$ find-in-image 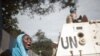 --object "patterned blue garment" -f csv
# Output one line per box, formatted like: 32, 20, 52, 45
12, 34, 28, 56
